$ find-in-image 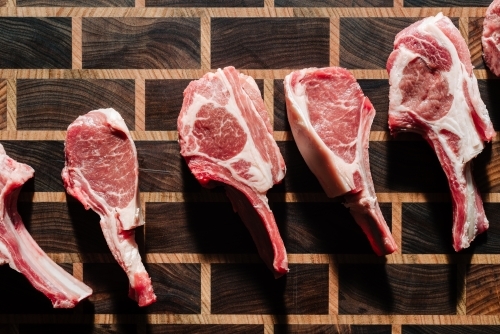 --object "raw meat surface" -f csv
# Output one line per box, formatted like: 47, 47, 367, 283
483, 0, 500, 76
388, 13, 495, 251
62, 108, 156, 306
284, 67, 397, 256
178, 66, 288, 278
0, 144, 92, 308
